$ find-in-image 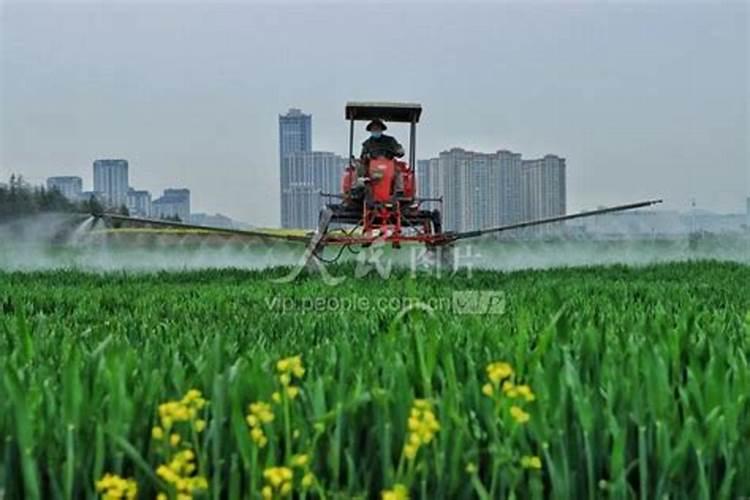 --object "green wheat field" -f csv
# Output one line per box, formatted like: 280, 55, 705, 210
1, 261, 749, 499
